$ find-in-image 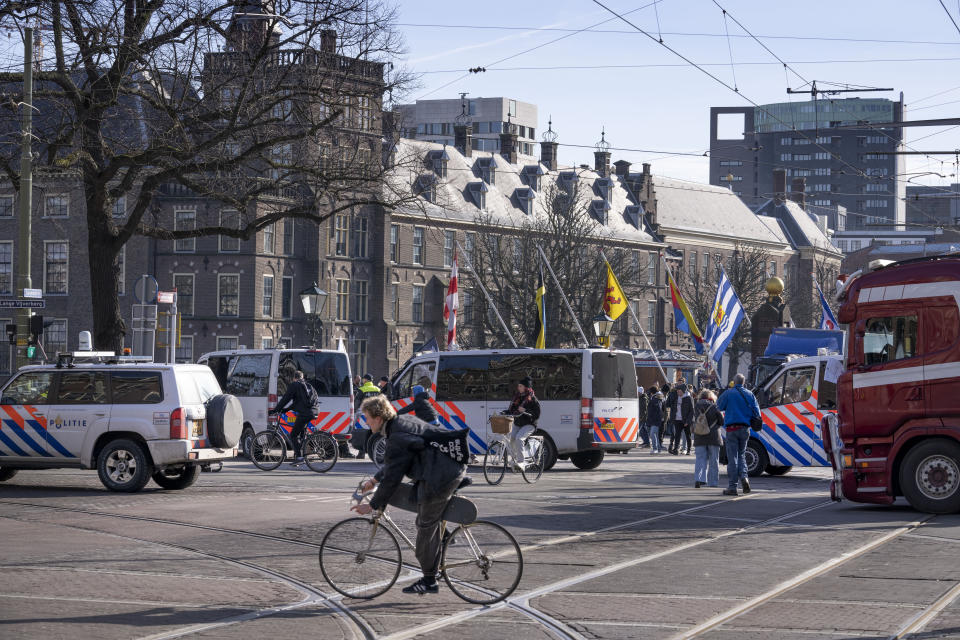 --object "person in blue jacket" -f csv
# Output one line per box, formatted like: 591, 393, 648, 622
716, 373, 761, 496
